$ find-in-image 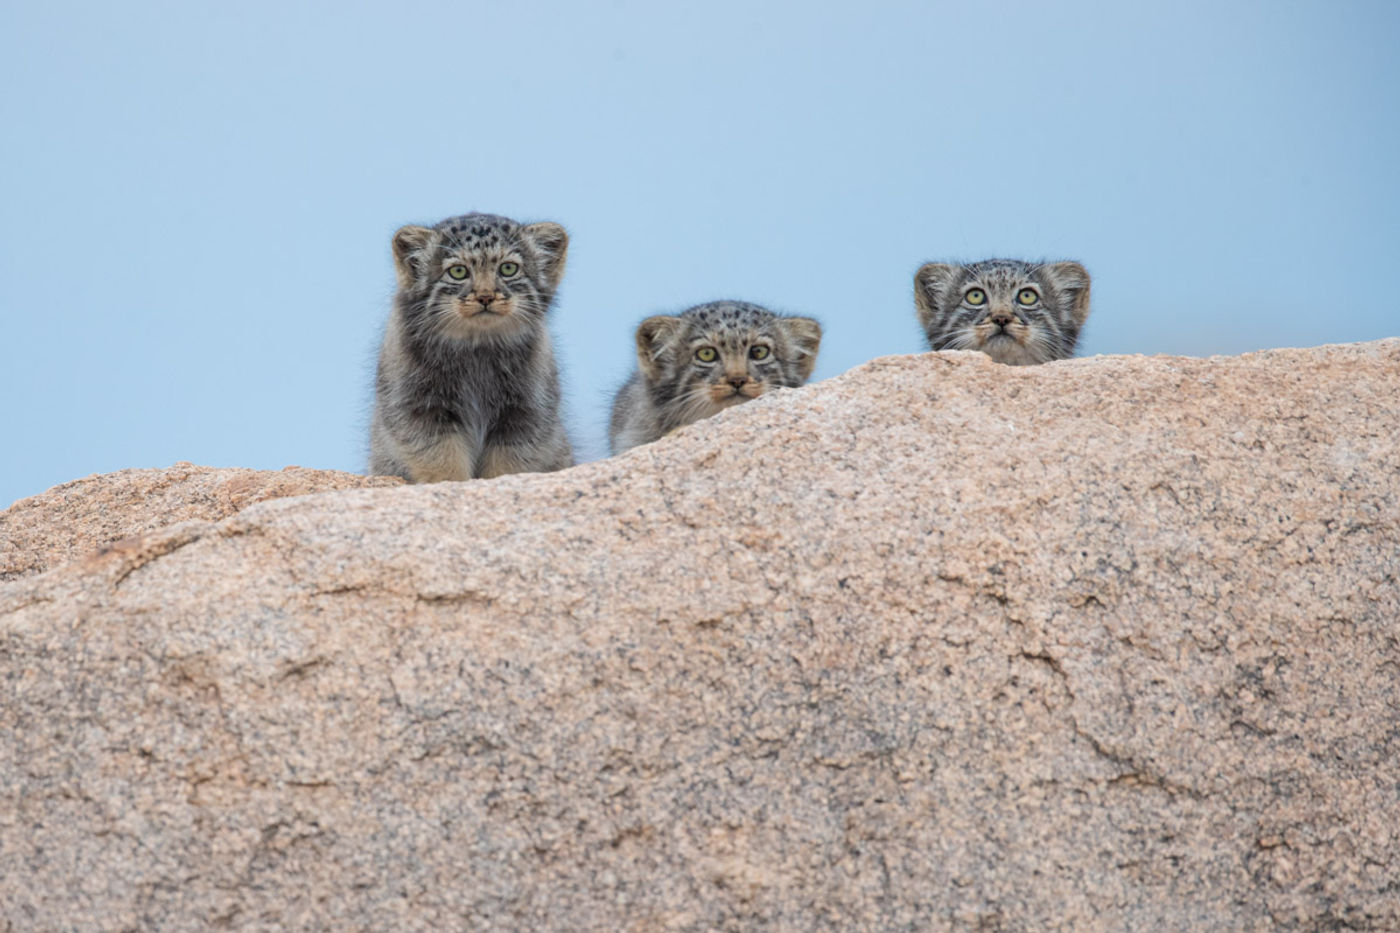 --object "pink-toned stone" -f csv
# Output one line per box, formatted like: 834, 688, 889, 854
0, 462, 402, 582
1, 341, 1397, 930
